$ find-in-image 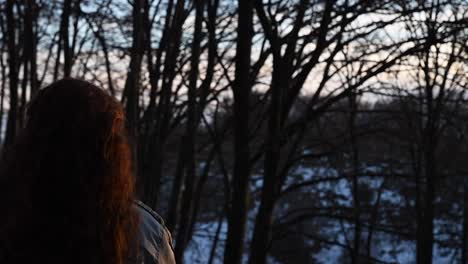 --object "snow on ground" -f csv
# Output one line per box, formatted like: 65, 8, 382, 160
184, 221, 228, 264
184, 163, 460, 263
314, 245, 343, 264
